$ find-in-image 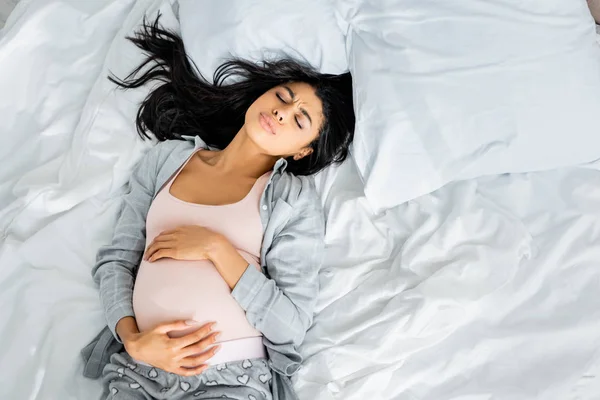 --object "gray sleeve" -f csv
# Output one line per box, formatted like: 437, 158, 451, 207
91, 143, 160, 343
231, 184, 325, 374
